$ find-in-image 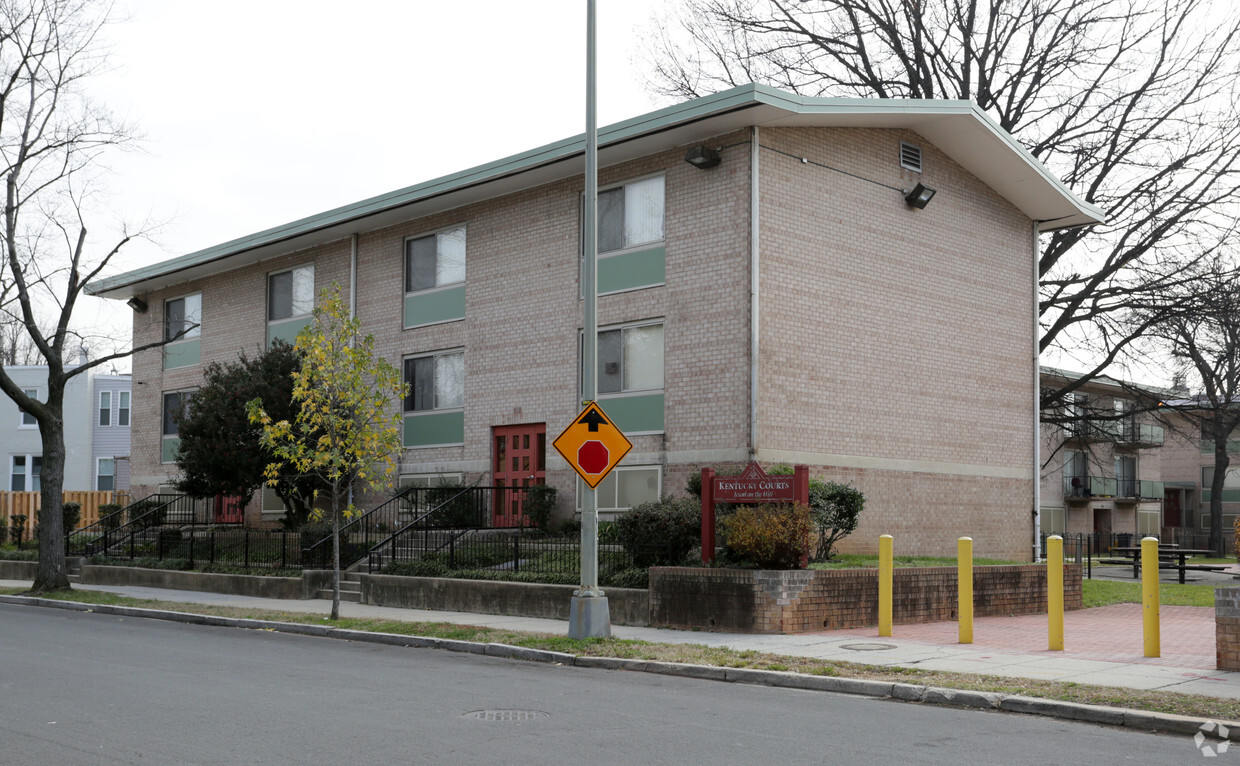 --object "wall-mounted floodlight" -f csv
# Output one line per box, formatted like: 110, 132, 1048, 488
904, 183, 936, 209
684, 145, 722, 169
126, 297, 148, 313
